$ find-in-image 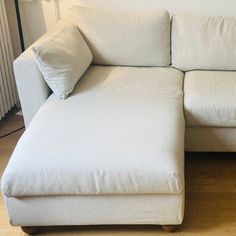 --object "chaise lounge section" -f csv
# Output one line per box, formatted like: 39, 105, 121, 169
2, 7, 185, 234
2, 66, 185, 231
